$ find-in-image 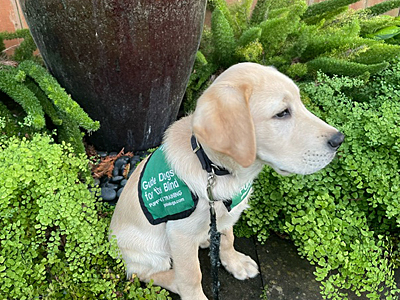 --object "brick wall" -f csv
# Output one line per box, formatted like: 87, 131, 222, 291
0, 0, 27, 54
